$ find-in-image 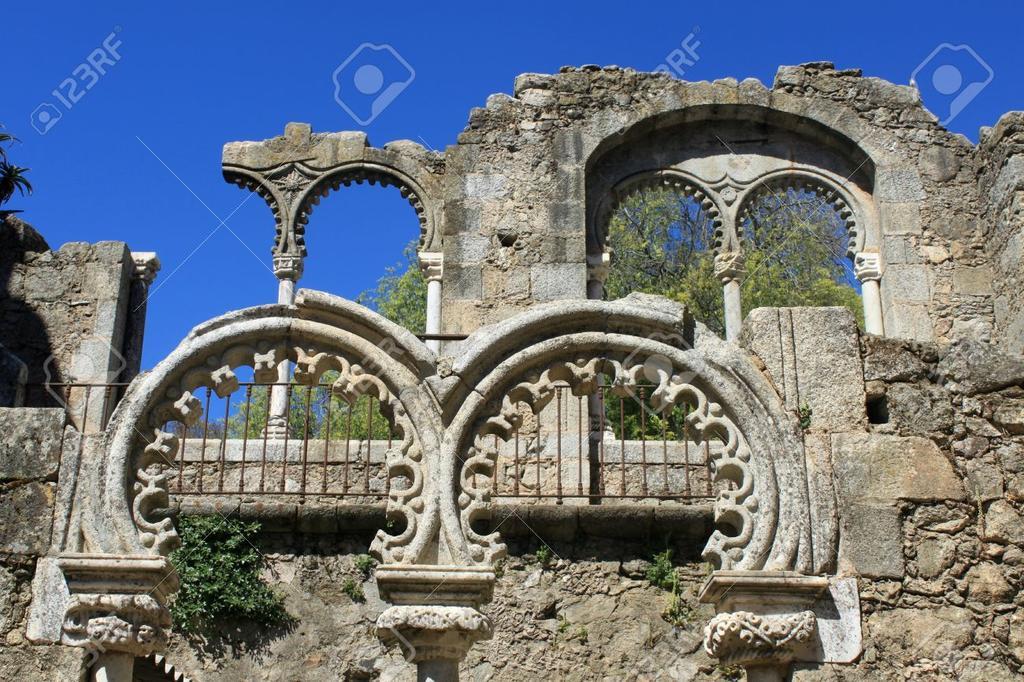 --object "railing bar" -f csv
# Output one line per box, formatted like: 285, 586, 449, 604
639, 387, 648, 497
177, 420, 186, 493
599, 387, 606, 497
218, 390, 231, 493
556, 387, 563, 502
513, 425, 520, 496
260, 384, 270, 492
322, 389, 332, 494
198, 388, 212, 494
663, 417, 670, 496
280, 384, 292, 492
492, 434, 499, 495
301, 385, 313, 496
240, 385, 252, 493
80, 386, 92, 436
577, 393, 583, 497
365, 396, 372, 493
344, 400, 352, 495
619, 396, 626, 497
